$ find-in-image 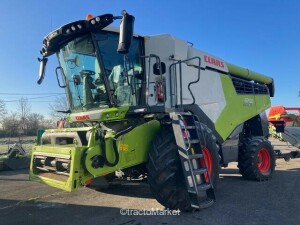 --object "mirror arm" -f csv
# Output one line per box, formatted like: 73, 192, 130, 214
37, 57, 48, 85
113, 16, 122, 20
57, 109, 71, 114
